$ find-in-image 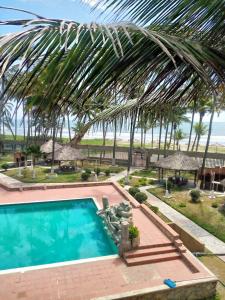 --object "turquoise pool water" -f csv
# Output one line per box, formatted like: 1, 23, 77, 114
0, 198, 117, 270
